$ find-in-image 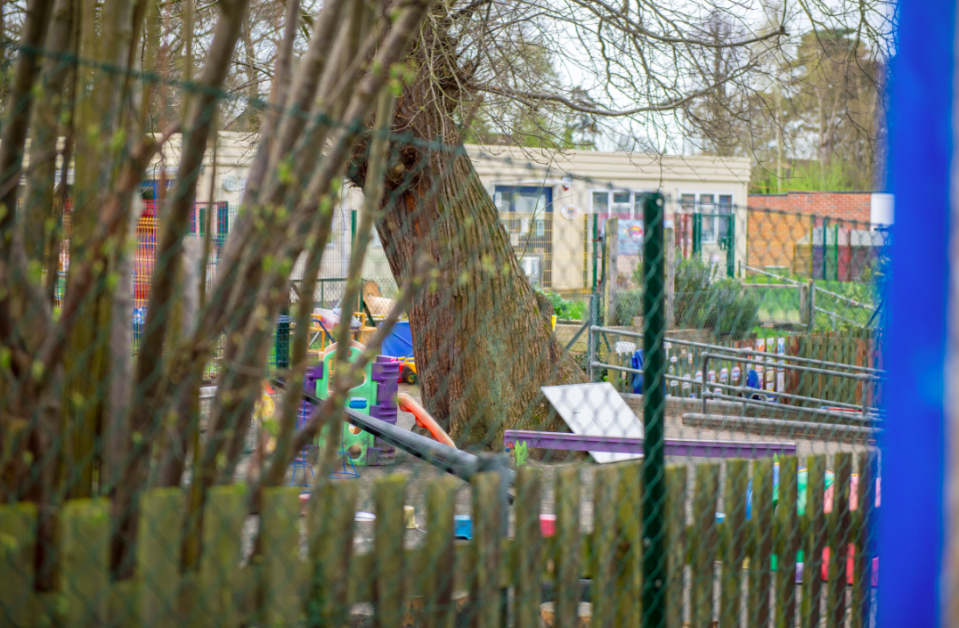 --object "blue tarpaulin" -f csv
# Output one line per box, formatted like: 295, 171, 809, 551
381, 320, 414, 359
